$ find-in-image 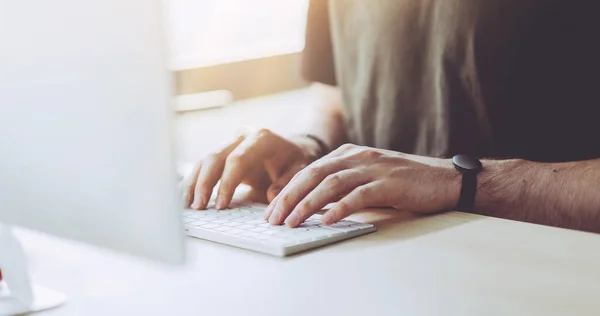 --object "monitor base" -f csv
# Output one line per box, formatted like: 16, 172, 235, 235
0, 224, 67, 315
